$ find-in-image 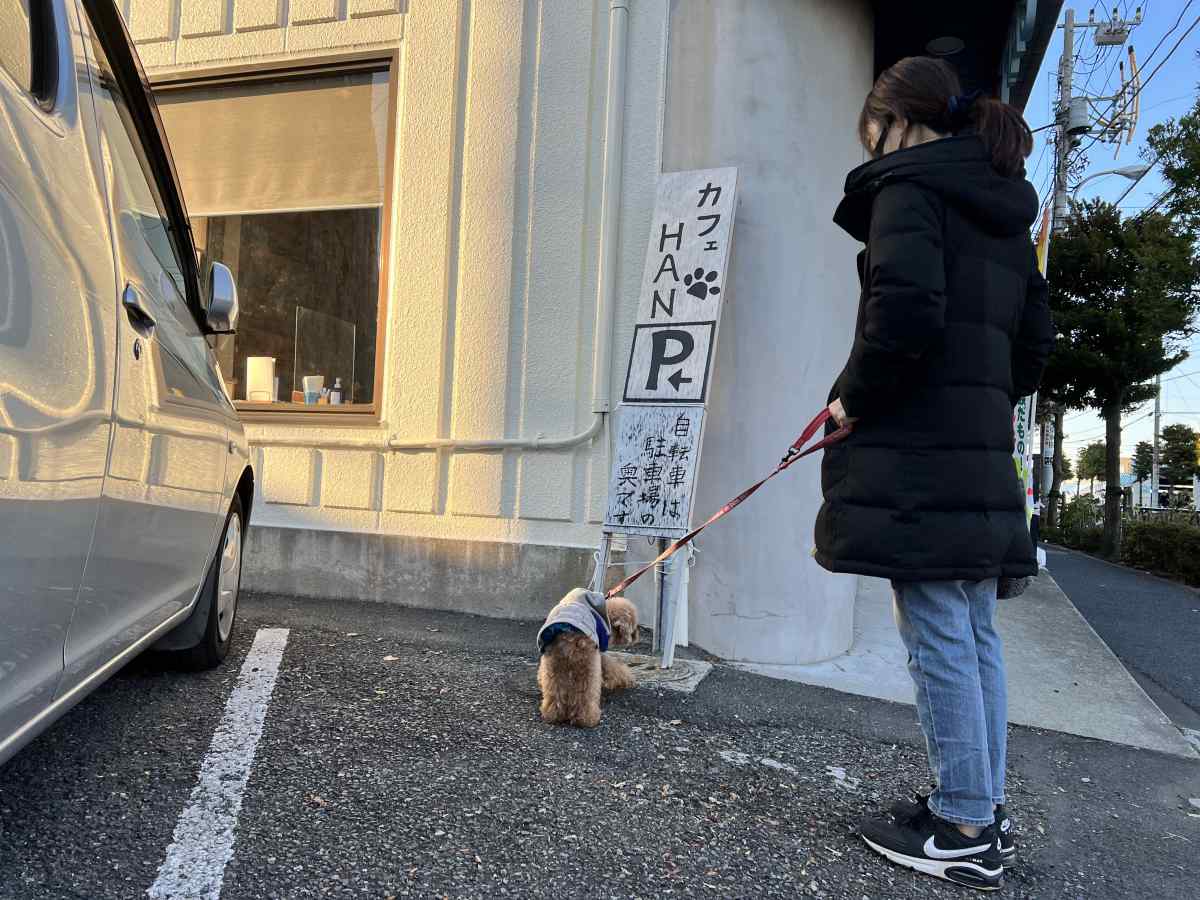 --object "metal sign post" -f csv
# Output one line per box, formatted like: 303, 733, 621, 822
601, 167, 738, 668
